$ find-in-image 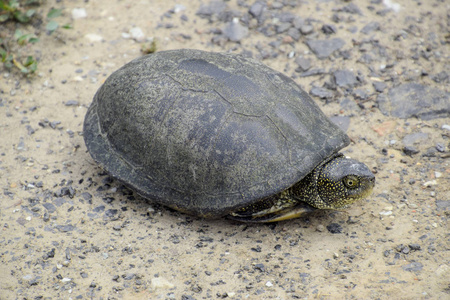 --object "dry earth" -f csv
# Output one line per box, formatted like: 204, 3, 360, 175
0, 0, 449, 299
